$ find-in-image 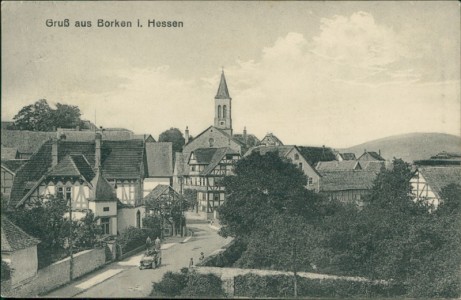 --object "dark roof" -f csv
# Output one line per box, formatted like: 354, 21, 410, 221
319, 170, 377, 192
415, 151, 461, 166
191, 148, 220, 164
233, 133, 260, 146
57, 129, 134, 141
418, 166, 461, 197
316, 160, 361, 171
48, 155, 95, 182
201, 148, 239, 175
361, 161, 386, 173
1, 216, 40, 252
9, 139, 145, 207
1, 159, 28, 174
297, 146, 337, 166
339, 153, 356, 160
215, 71, 231, 99
88, 170, 117, 201
245, 145, 294, 158
143, 184, 171, 202
145, 142, 173, 177
1, 146, 19, 160
358, 151, 385, 161
260, 133, 284, 146
133, 134, 156, 142
1, 130, 55, 154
